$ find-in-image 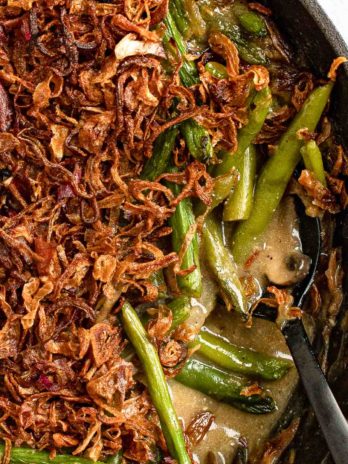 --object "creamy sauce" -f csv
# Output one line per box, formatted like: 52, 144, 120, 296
170, 197, 312, 462
183, 262, 219, 338
171, 309, 298, 463
248, 197, 311, 289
